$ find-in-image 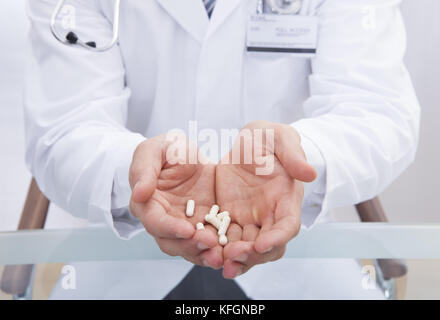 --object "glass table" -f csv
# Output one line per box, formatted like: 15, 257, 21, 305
1, 223, 439, 300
